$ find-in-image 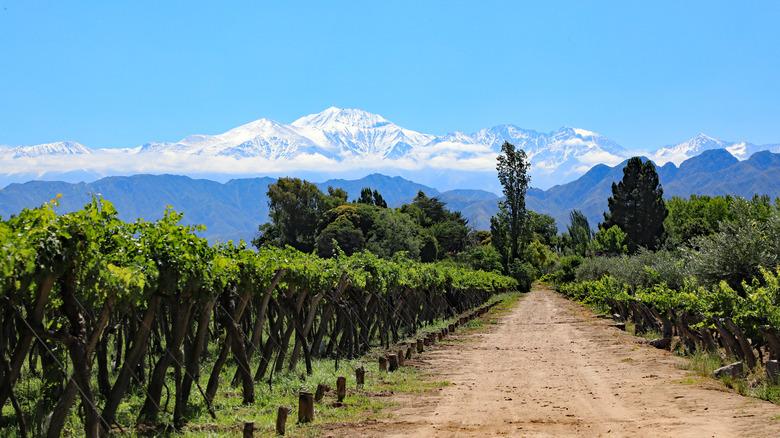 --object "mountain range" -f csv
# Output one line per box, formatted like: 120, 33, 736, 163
3, 107, 780, 191
2, 148, 779, 243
